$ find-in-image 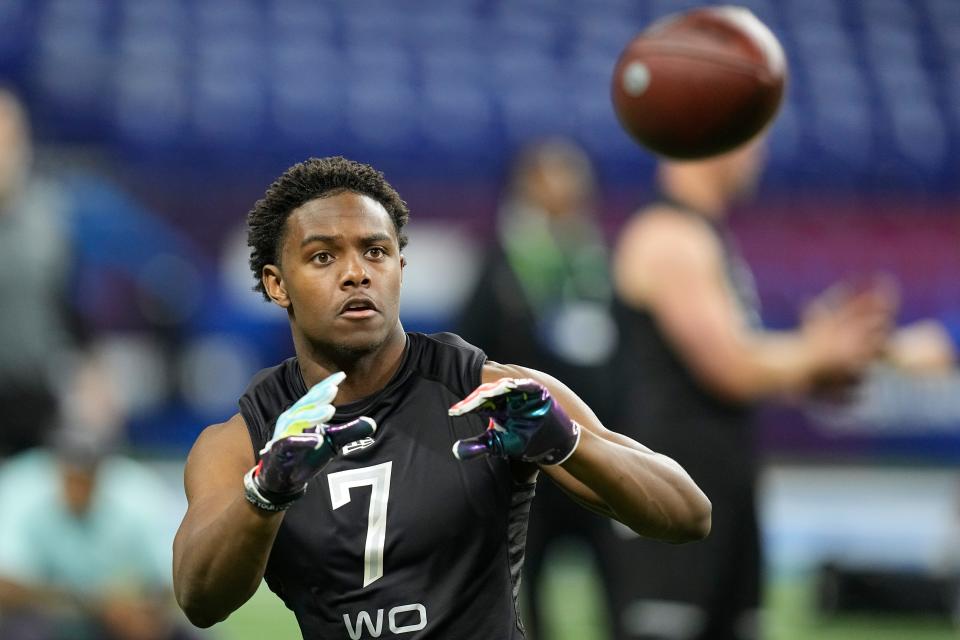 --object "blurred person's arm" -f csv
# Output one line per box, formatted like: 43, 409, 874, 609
96, 591, 174, 640
172, 414, 283, 628
0, 577, 172, 640
0, 576, 80, 611
613, 208, 892, 403
884, 319, 956, 374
